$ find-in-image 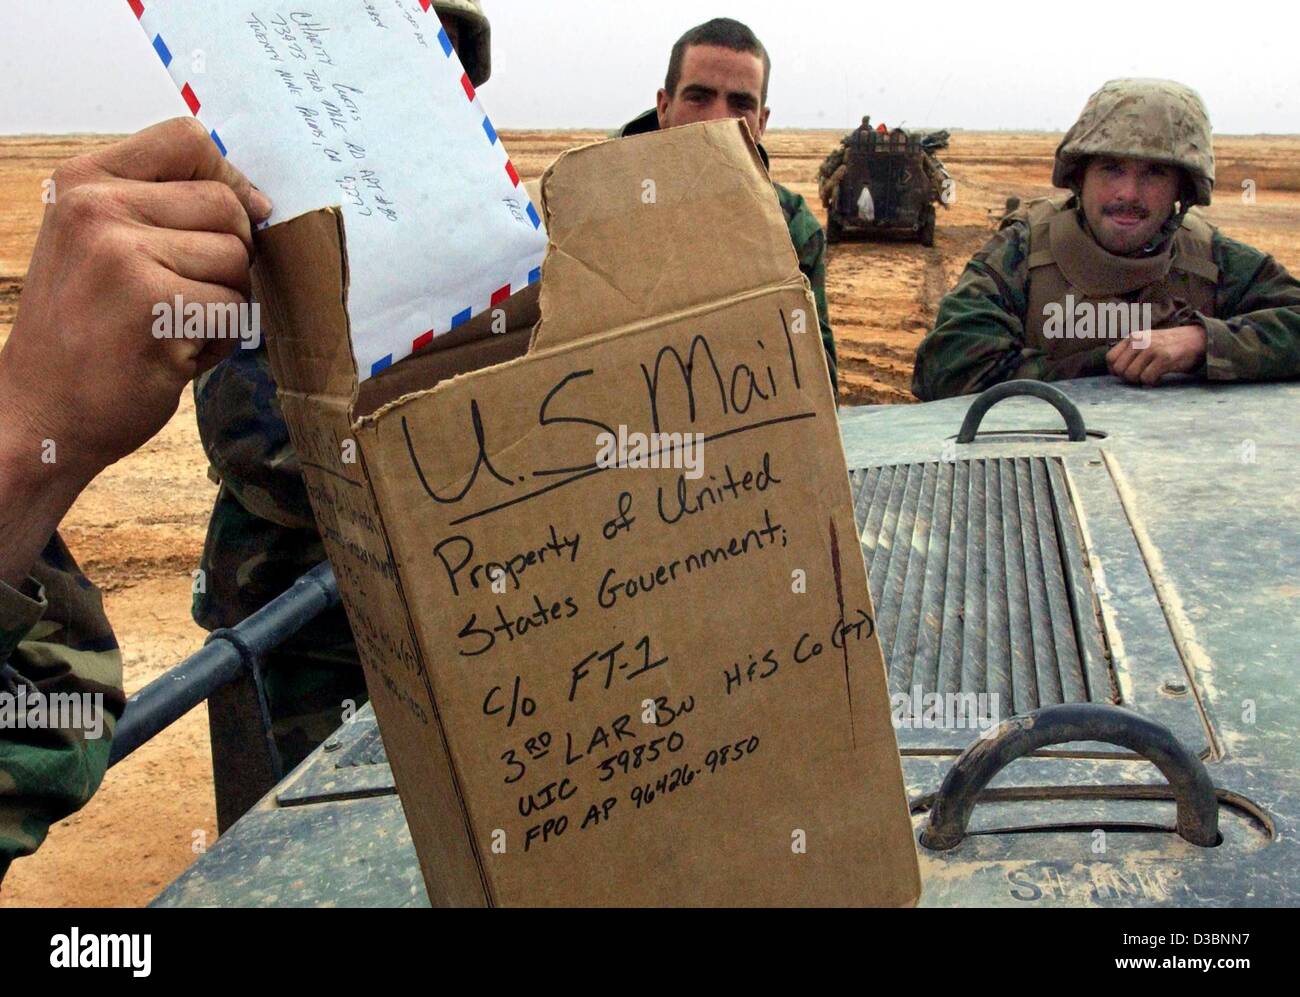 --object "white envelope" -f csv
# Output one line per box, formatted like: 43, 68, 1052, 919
130, 0, 548, 379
